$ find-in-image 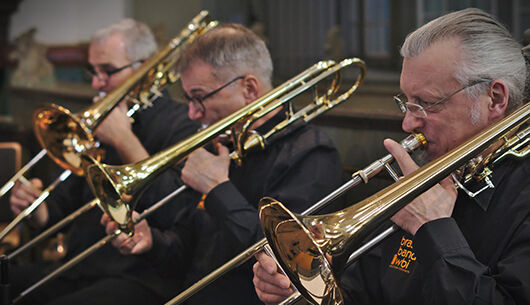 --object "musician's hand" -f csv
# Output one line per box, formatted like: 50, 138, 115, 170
9, 178, 48, 228
253, 251, 293, 305
94, 100, 149, 163
181, 143, 230, 194
101, 212, 153, 255
94, 101, 132, 147
383, 139, 457, 235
